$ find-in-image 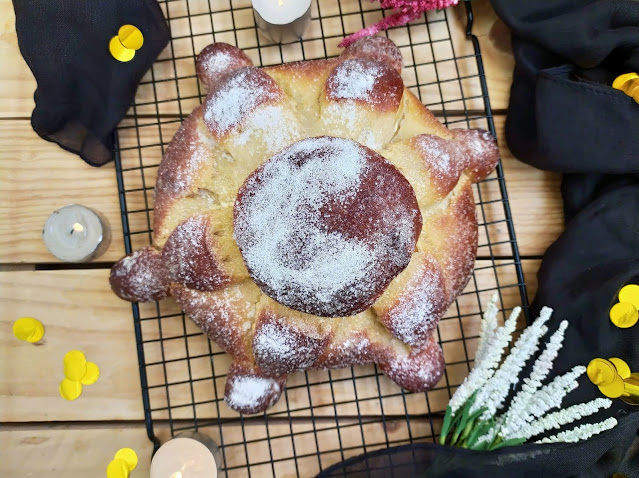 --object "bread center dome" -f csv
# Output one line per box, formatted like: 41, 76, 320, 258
233, 136, 422, 317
